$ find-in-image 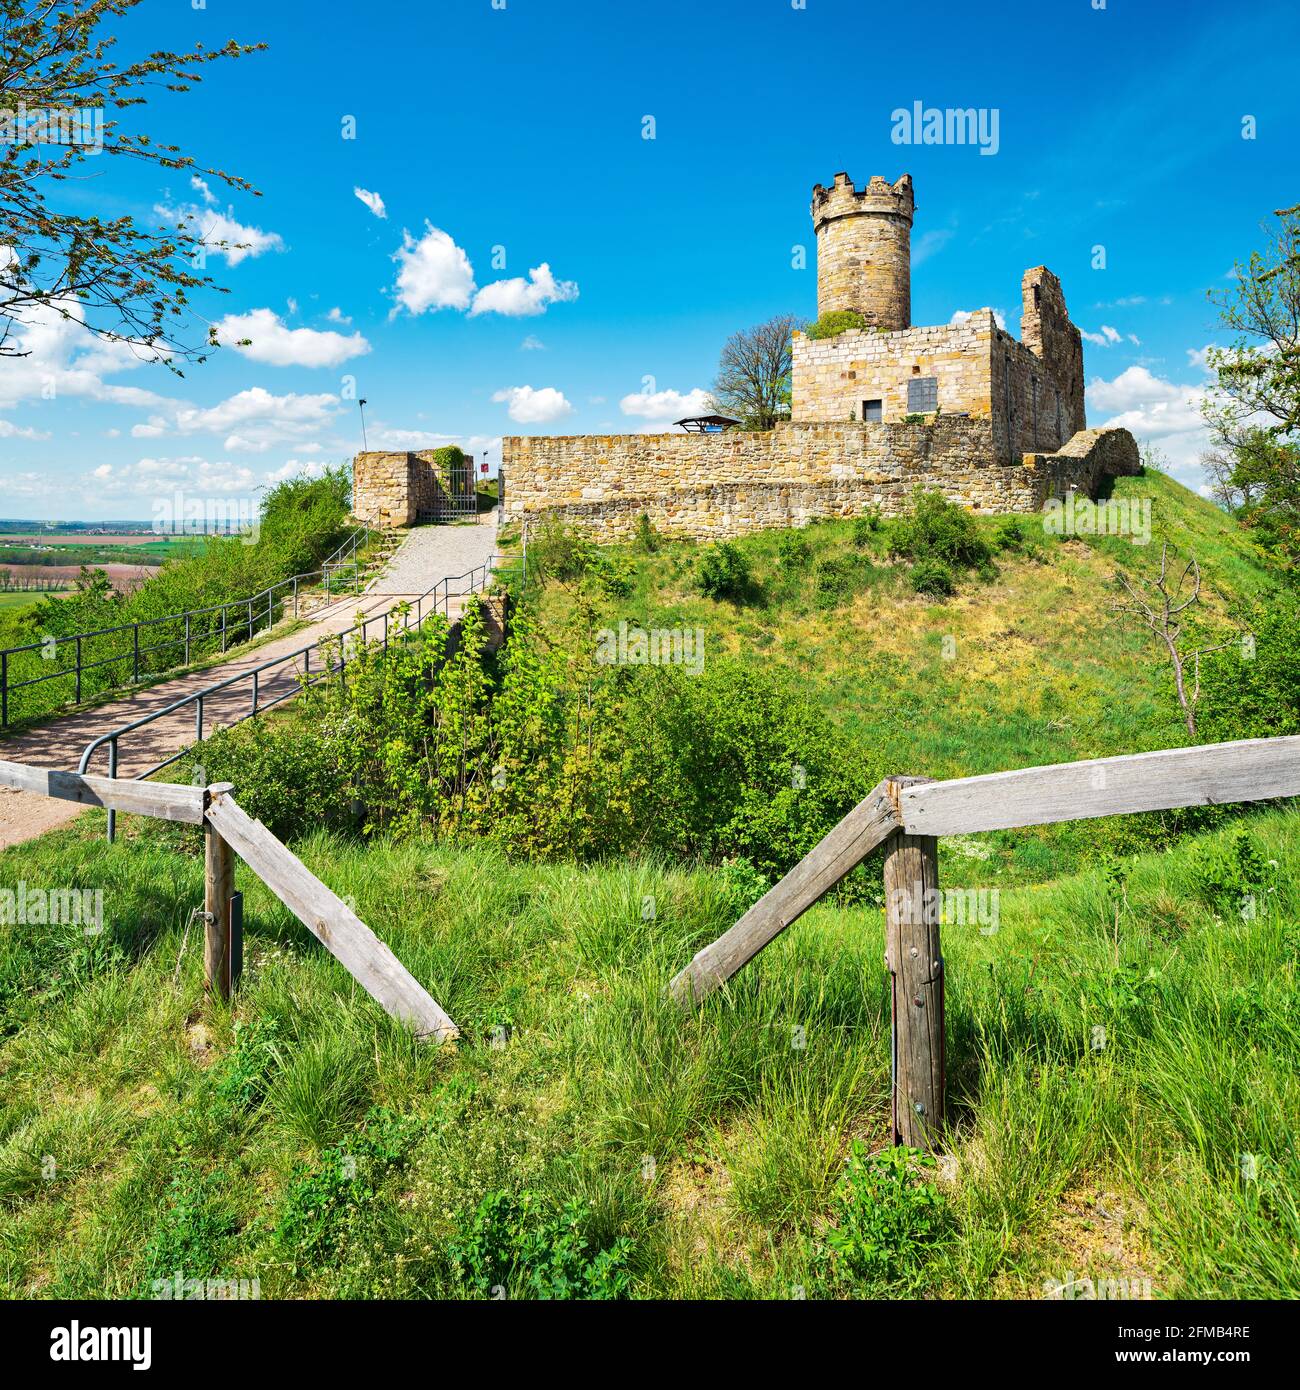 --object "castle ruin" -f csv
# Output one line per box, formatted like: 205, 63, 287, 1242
356, 173, 1138, 537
